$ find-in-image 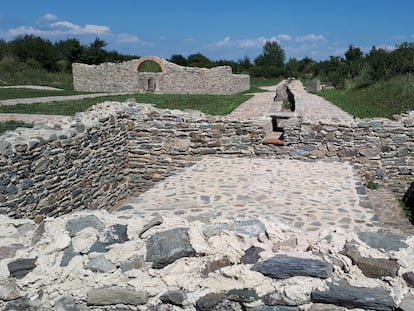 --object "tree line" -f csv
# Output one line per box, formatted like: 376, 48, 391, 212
1, 34, 414, 89
0, 35, 138, 73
